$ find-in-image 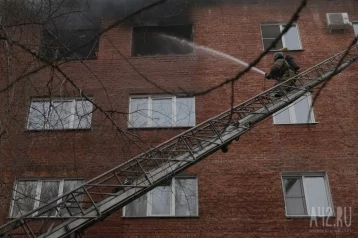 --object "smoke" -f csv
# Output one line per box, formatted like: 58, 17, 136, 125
4, 0, 353, 29
3, 0, 263, 29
